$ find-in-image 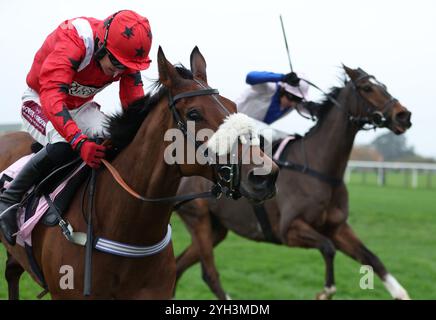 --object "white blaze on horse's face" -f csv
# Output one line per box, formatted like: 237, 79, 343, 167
206, 113, 260, 156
